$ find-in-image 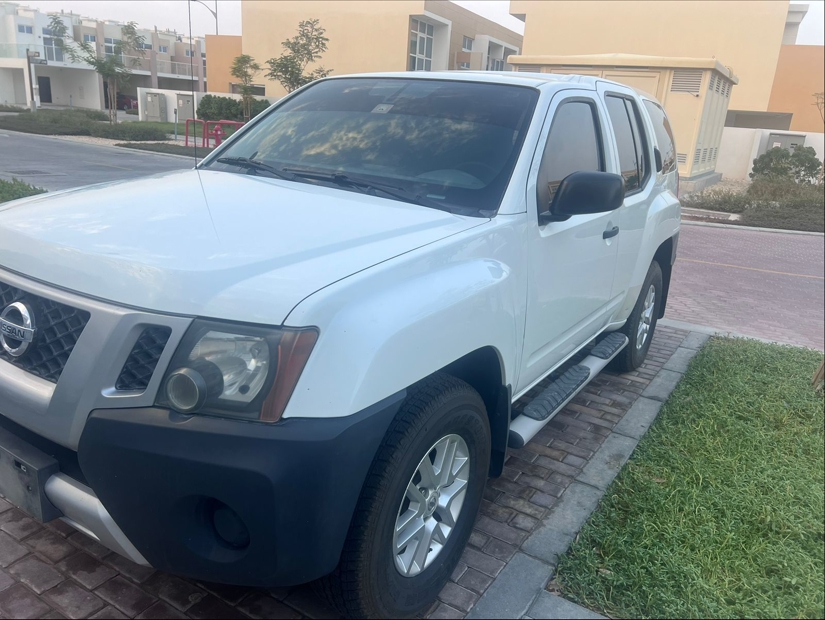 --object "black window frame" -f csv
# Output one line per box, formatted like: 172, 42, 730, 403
536, 96, 606, 215
642, 99, 677, 175
604, 92, 651, 196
